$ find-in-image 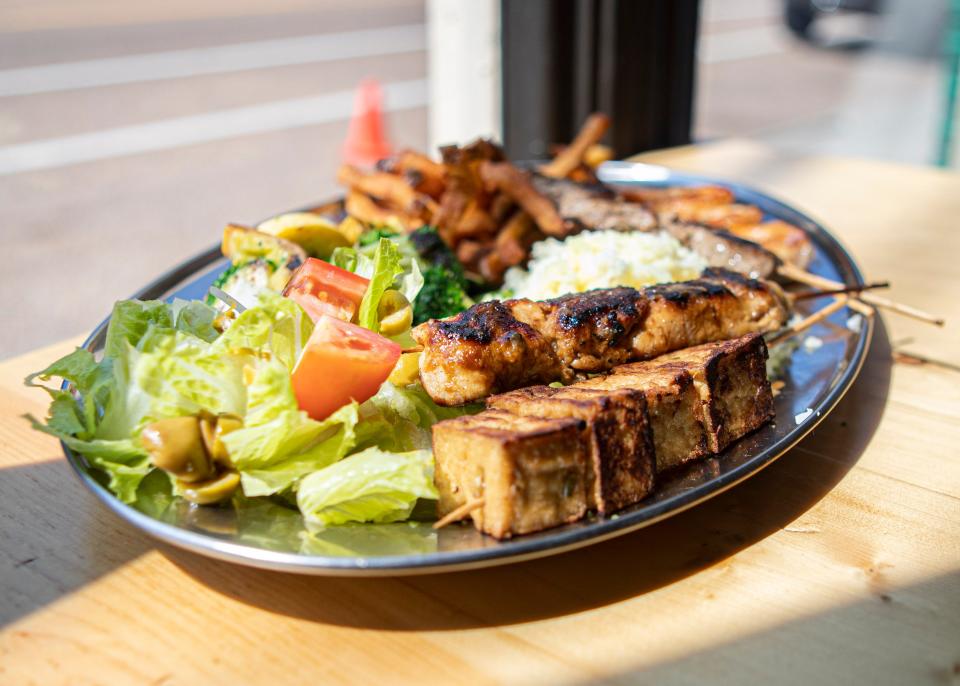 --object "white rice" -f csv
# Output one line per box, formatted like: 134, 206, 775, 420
503, 230, 707, 300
